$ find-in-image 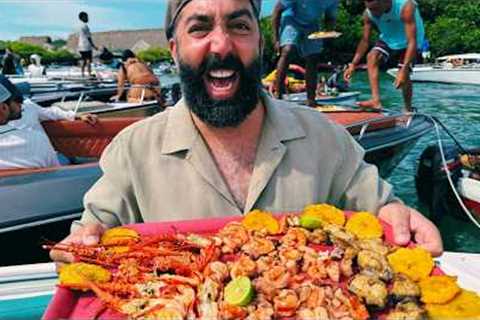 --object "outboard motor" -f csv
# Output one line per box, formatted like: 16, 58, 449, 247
415, 144, 464, 221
